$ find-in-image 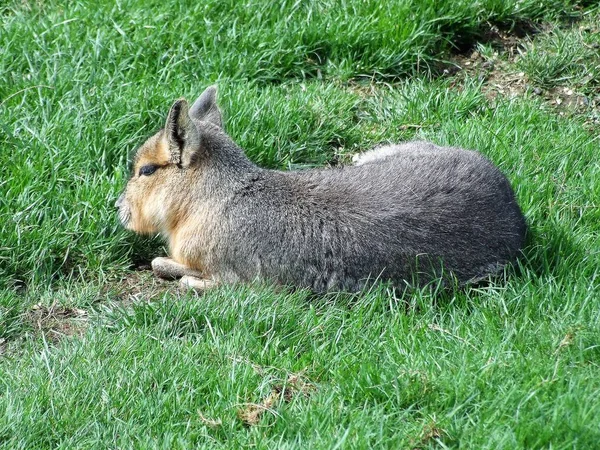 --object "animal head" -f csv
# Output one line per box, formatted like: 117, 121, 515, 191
115, 85, 223, 234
